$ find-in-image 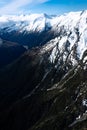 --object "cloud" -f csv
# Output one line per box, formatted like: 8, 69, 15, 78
0, 0, 32, 14
0, 0, 50, 14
